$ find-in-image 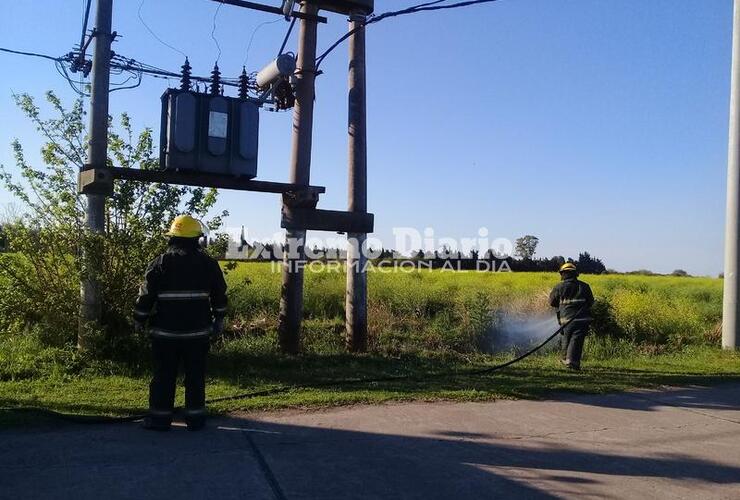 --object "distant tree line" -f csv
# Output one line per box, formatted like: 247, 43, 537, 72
225, 233, 608, 274
622, 268, 694, 277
